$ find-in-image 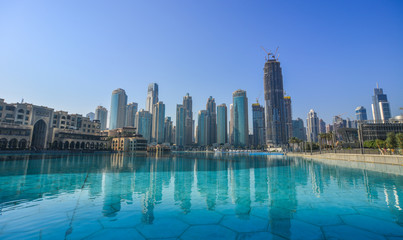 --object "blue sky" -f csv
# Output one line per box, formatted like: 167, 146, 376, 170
1, 0, 402, 128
